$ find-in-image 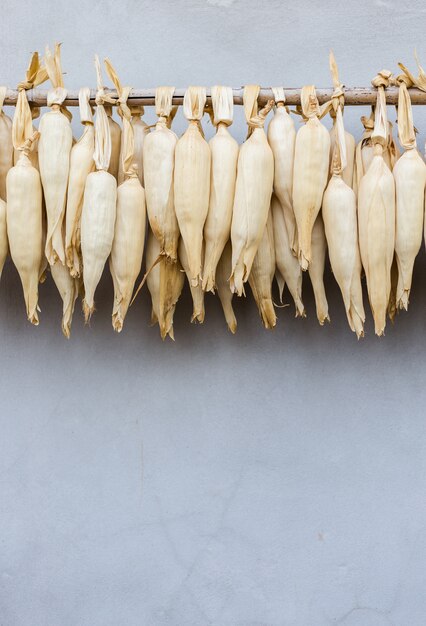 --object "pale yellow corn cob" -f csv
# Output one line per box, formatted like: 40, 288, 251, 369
293, 85, 330, 270
118, 105, 149, 186
81, 56, 117, 321
393, 73, 426, 310
248, 212, 276, 329
215, 240, 237, 333
50, 259, 78, 338
178, 237, 205, 323
174, 86, 211, 287
146, 229, 184, 340
0, 87, 13, 201
65, 87, 95, 277
271, 194, 305, 317
267, 87, 297, 254
358, 74, 396, 336
104, 105, 121, 181
0, 197, 8, 279
308, 215, 329, 325
230, 85, 274, 295
38, 44, 73, 265
202, 86, 238, 292
143, 86, 179, 261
